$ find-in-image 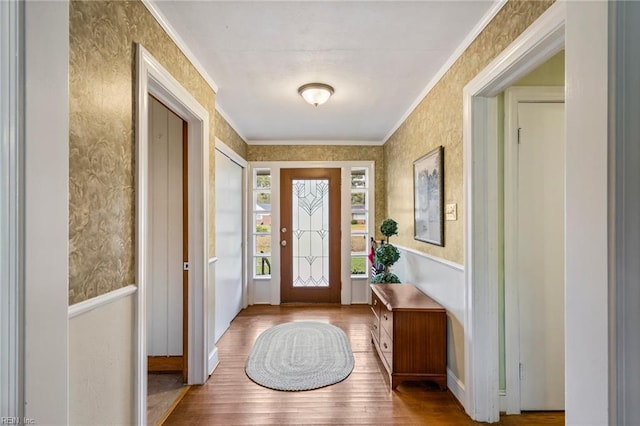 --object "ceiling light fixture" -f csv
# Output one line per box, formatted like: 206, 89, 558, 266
298, 83, 334, 107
